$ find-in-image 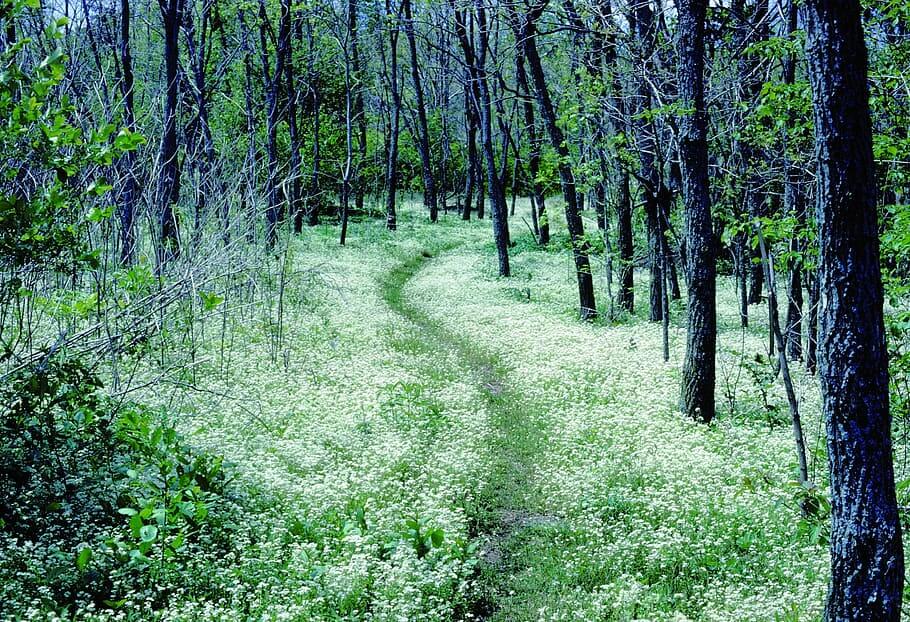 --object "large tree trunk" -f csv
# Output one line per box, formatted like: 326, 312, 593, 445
518, 5, 596, 319
677, 0, 715, 423
402, 0, 437, 222
805, 1, 904, 618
